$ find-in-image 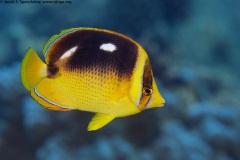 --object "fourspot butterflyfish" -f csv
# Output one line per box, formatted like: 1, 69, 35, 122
21, 27, 165, 131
